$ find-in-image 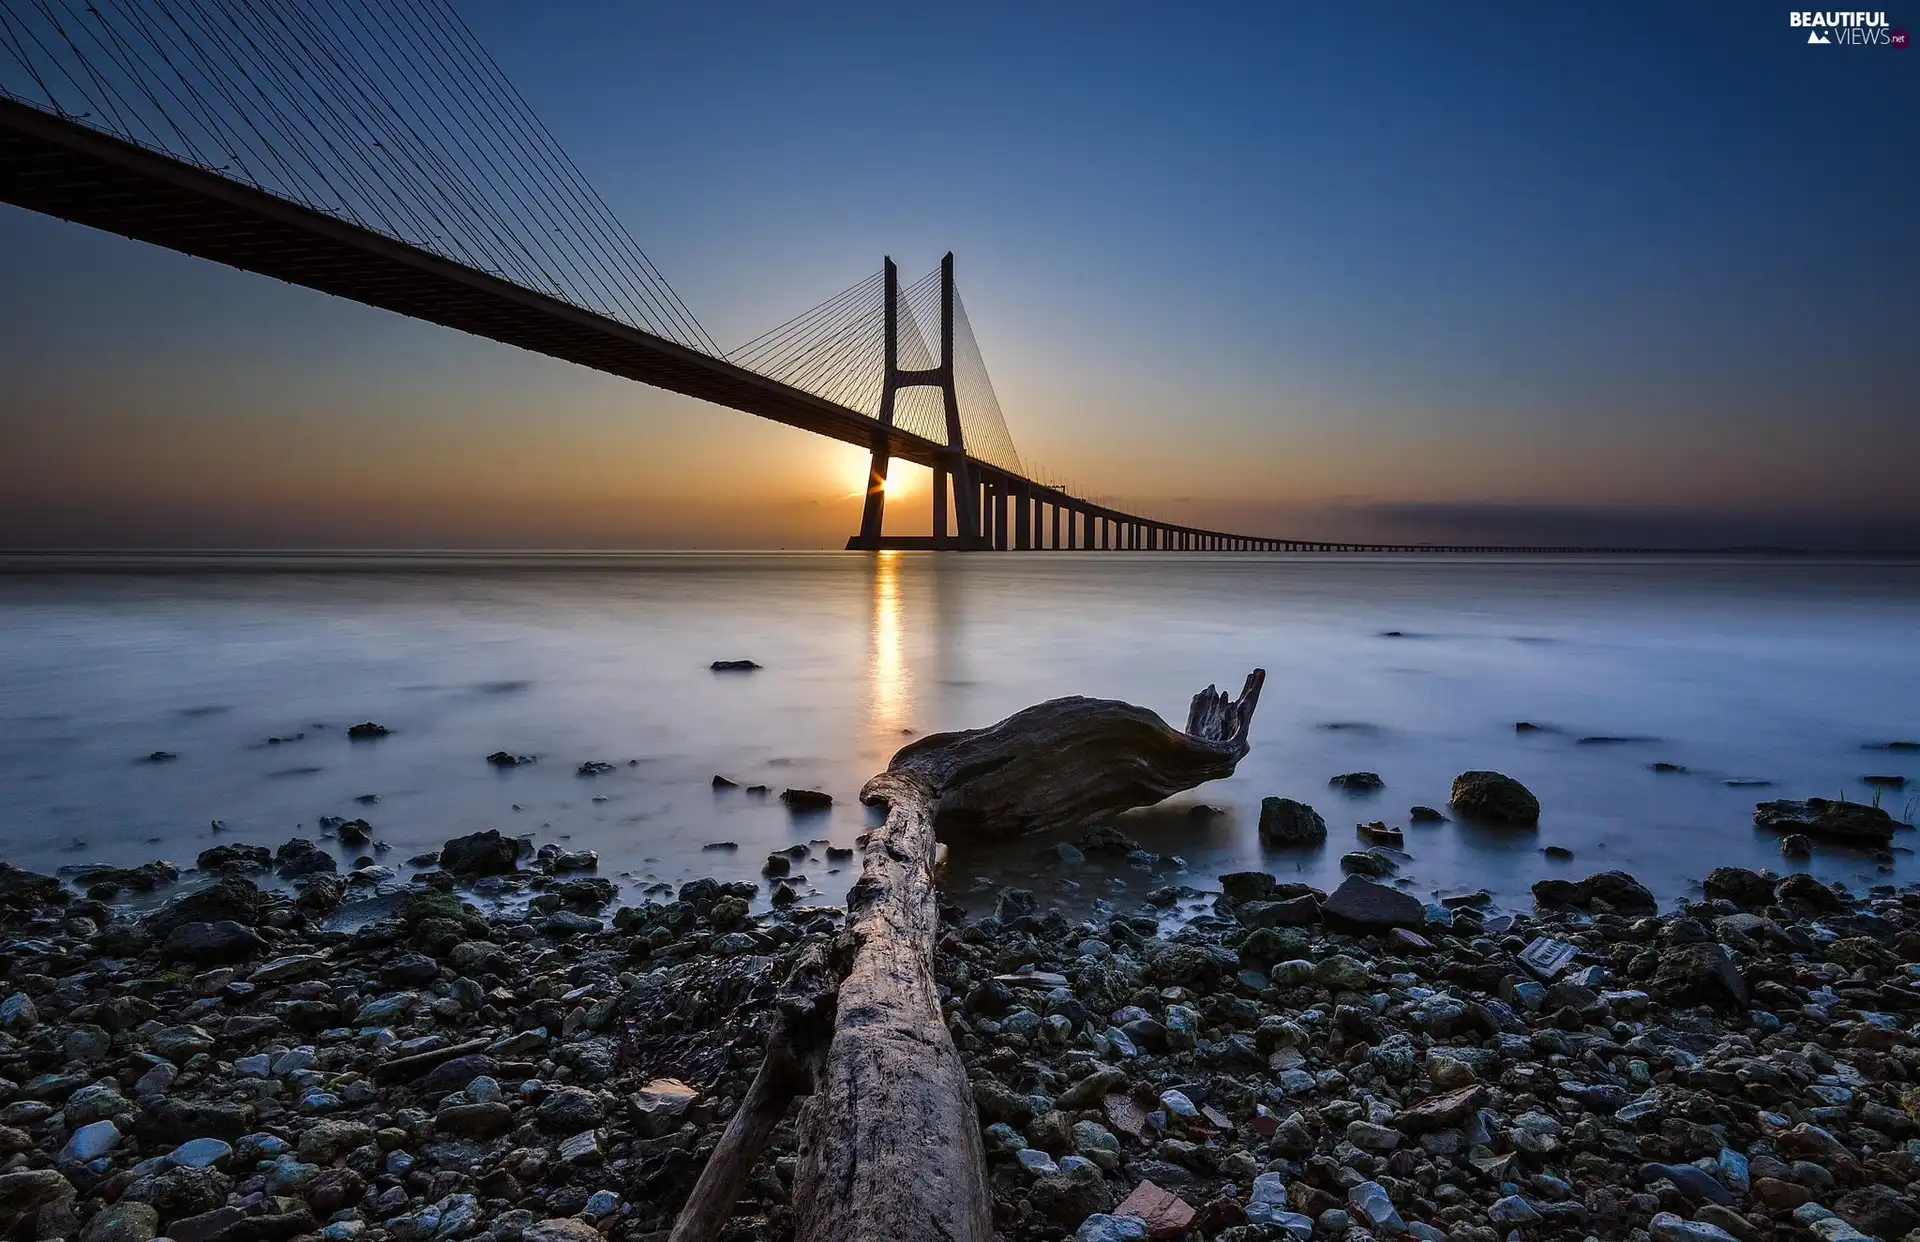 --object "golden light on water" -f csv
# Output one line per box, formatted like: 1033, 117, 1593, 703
867, 551, 908, 739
